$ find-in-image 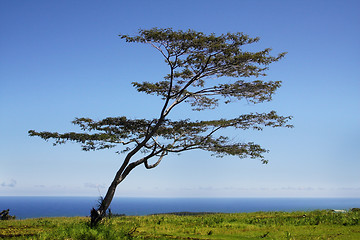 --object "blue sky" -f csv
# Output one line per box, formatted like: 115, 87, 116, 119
1, 0, 359, 198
